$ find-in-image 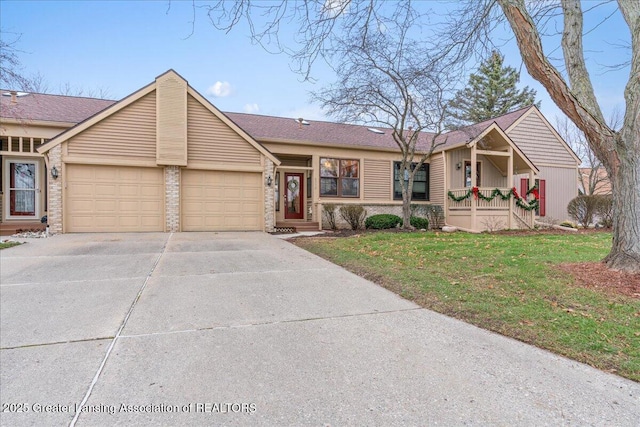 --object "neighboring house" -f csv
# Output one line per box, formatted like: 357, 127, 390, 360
579, 167, 611, 195
0, 70, 580, 234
